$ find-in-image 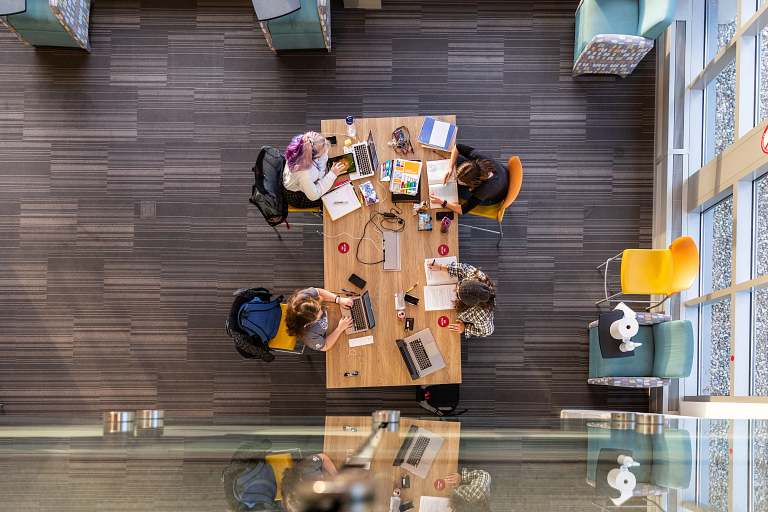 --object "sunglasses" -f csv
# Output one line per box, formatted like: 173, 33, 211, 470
344, 371, 359, 377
